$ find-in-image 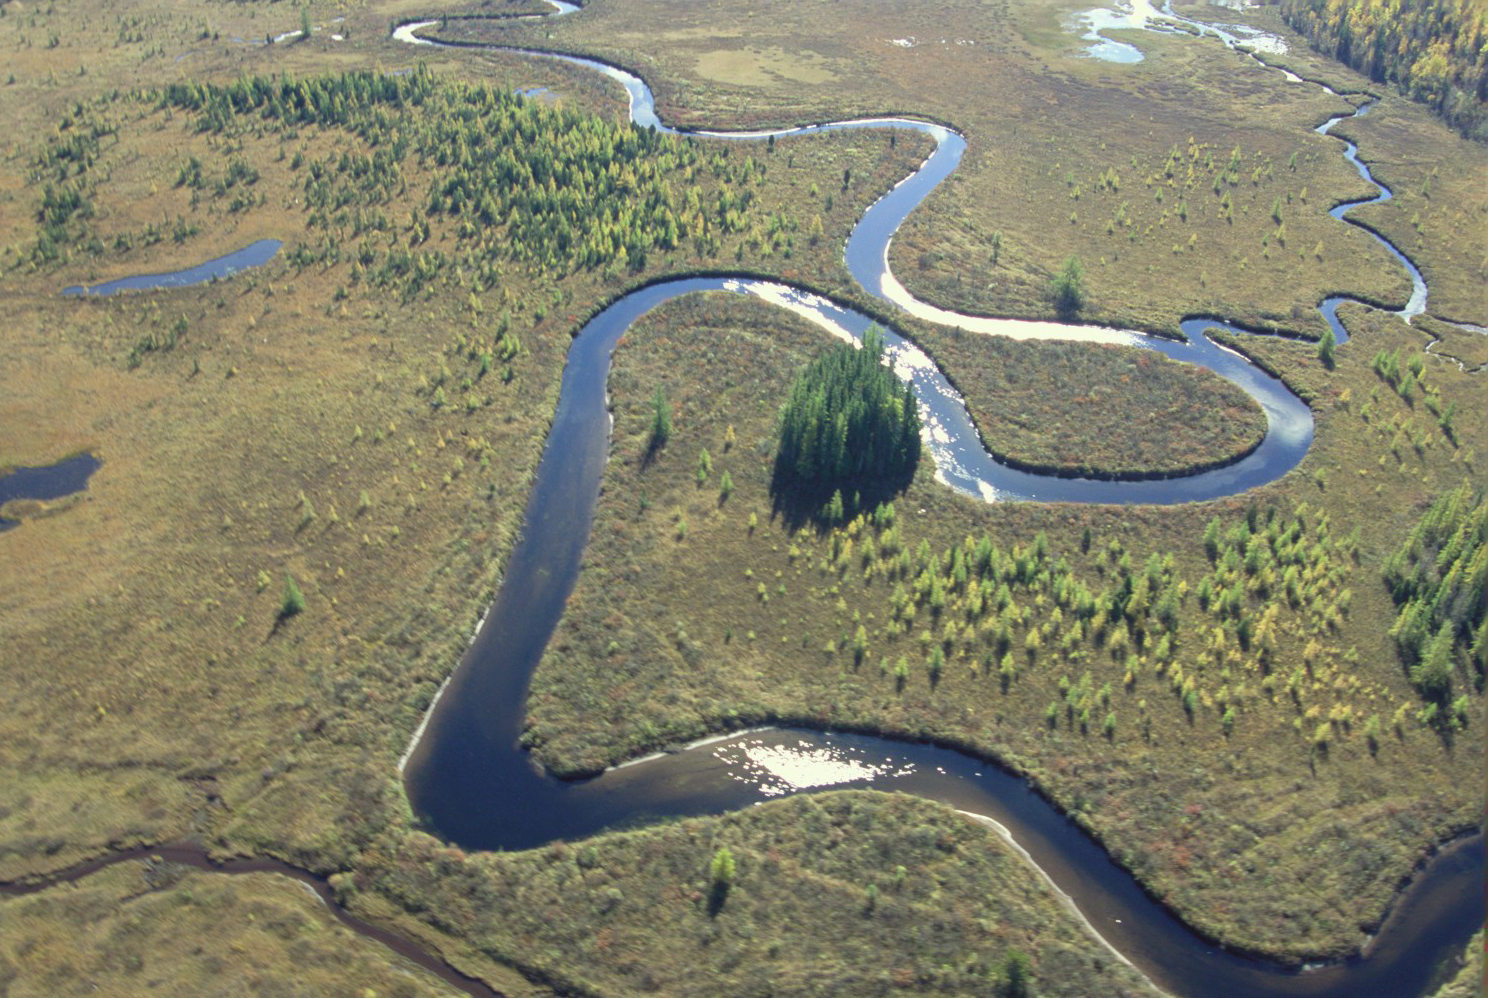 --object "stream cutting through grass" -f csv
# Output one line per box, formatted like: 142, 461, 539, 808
387, 10, 1480, 997
0, 844, 503, 998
